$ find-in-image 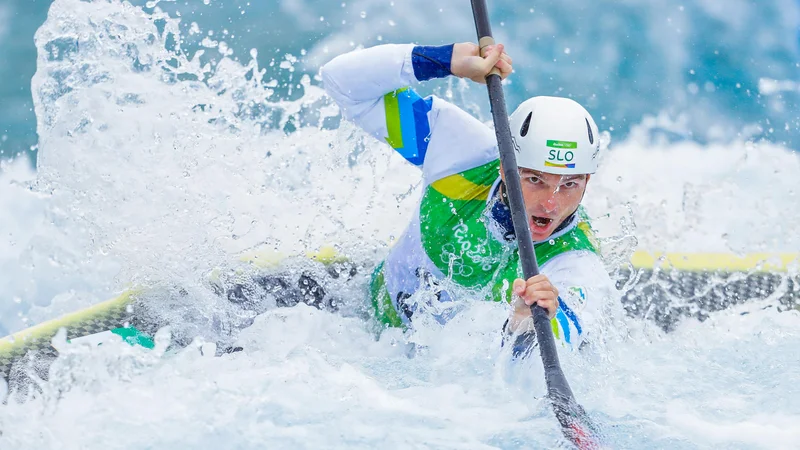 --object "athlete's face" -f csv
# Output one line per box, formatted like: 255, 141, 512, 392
502, 168, 589, 242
